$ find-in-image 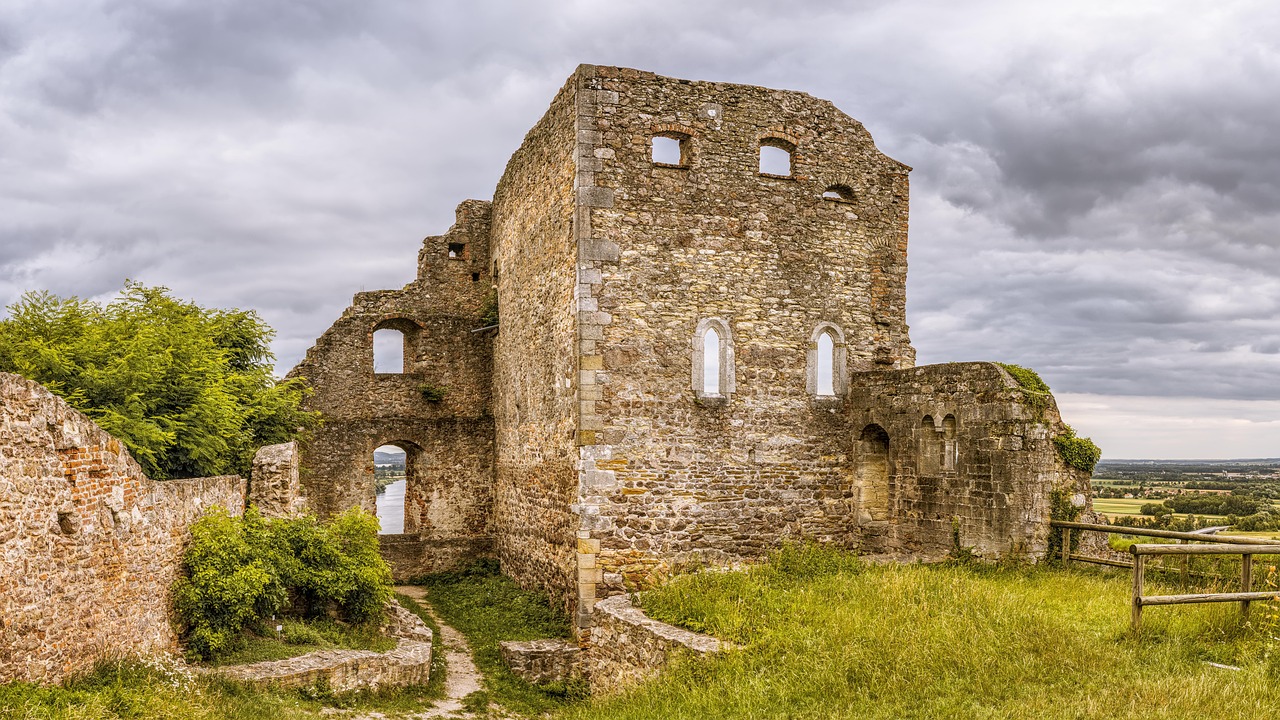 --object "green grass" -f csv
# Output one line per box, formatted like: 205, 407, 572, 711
1093, 497, 1226, 521
416, 559, 587, 716
393, 592, 449, 702
559, 544, 1280, 720
204, 619, 396, 667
